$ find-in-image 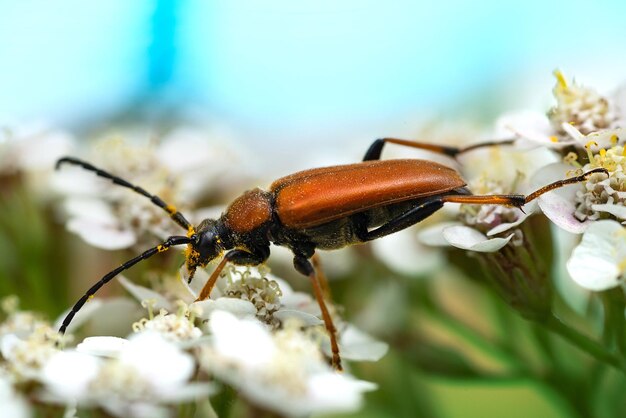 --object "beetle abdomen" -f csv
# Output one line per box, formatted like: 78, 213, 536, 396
271, 159, 465, 228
